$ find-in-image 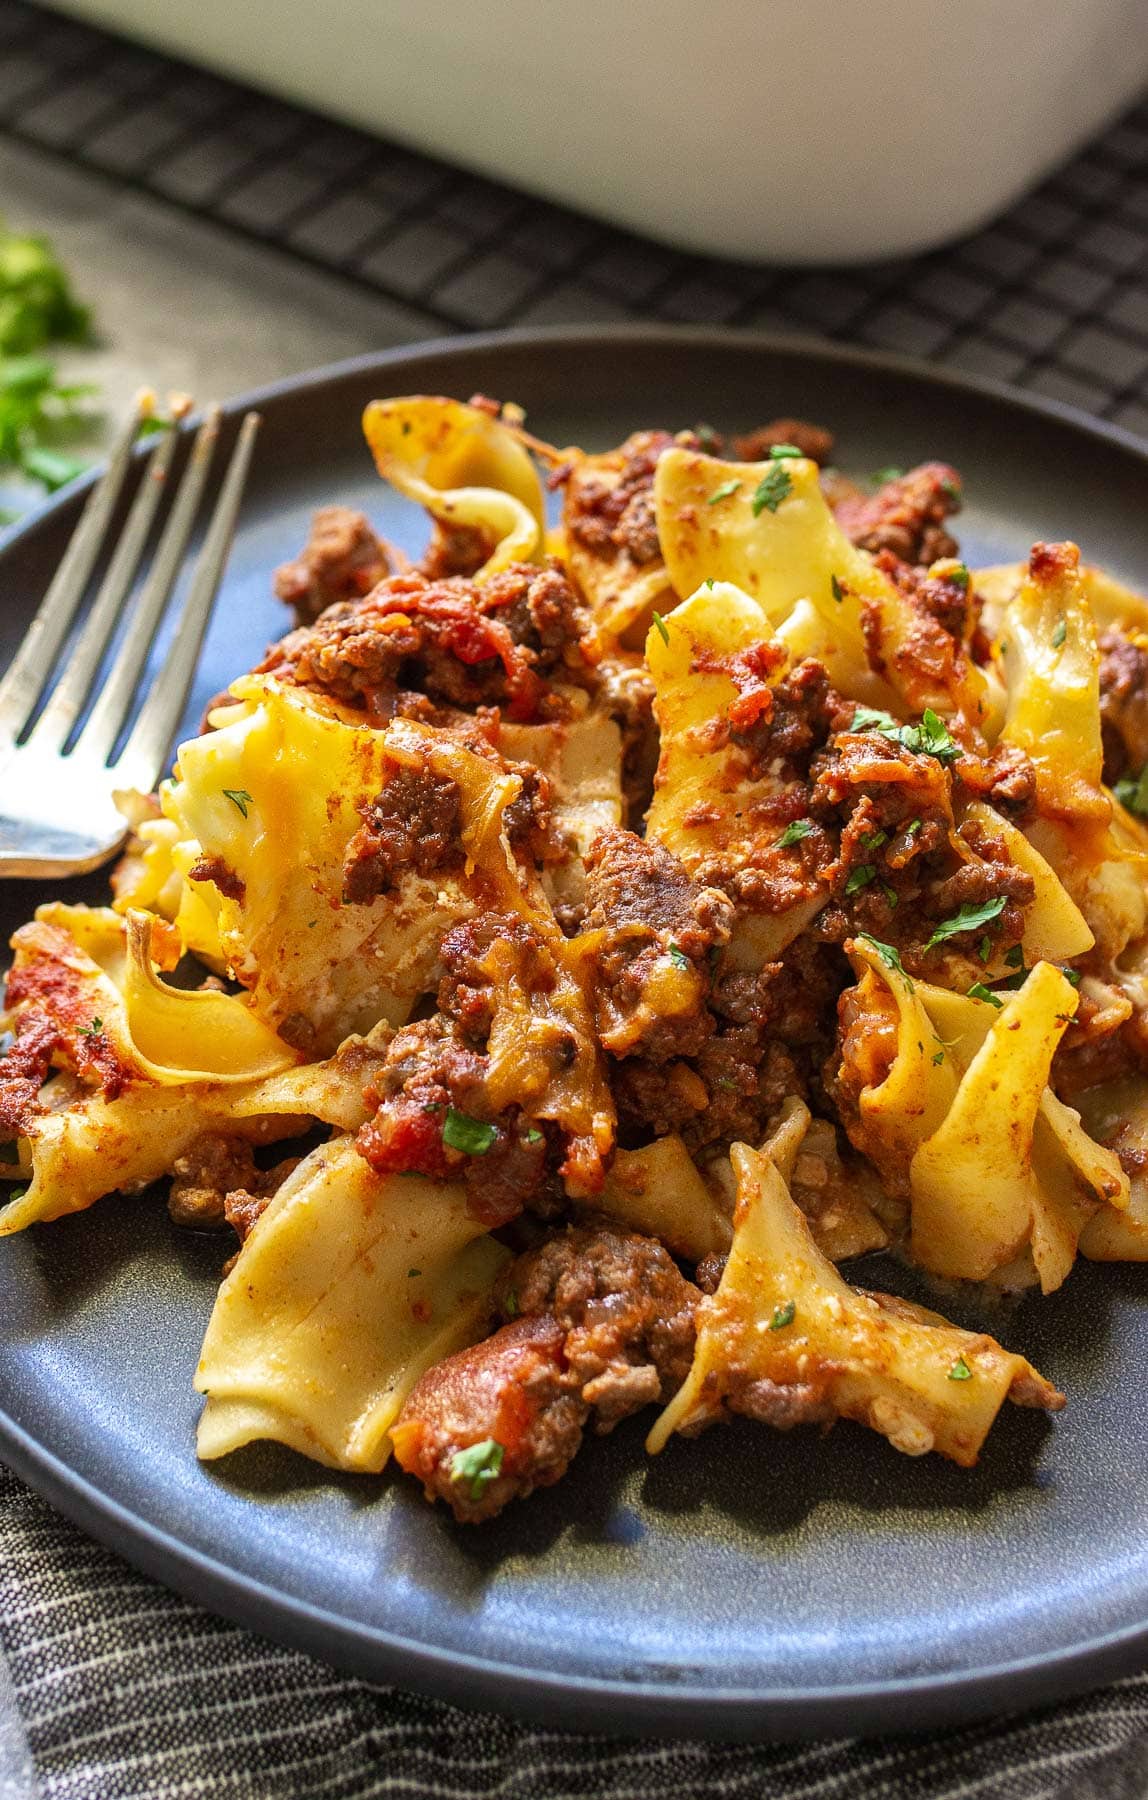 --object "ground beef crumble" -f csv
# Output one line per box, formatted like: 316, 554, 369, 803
502, 1220, 698, 1425
833, 463, 962, 566
733, 417, 835, 465
582, 827, 733, 1063
391, 1220, 698, 1521
260, 563, 593, 724
273, 506, 388, 627
341, 761, 464, 904
564, 431, 676, 563
390, 1315, 587, 1523
354, 916, 569, 1226
1099, 625, 1148, 783
873, 549, 979, 643
167, 1132, 302, 1257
